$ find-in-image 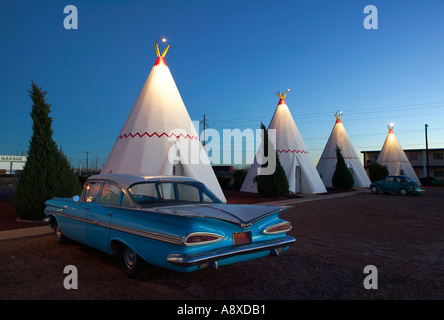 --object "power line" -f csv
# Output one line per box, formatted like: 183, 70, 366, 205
207, 101, 444, 125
